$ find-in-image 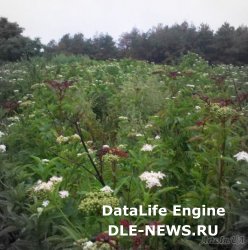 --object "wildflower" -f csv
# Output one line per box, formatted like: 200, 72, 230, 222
196, 120, 206, 126
37, 207, 43, 214
20, 100, 33, 107
141, 144, 154, 152
135, 133, 144, 137
70, 134, 81, 141
33, 176, 62, 193
86, 140, 93, 145
50, 176, 63, 183
31, 83, 46, 89
100, 185, 113, 193
13, 89, 19, 93
0, 144, 6, 153
102, 145, 110, 149
98, 146, 128, 160
236, 181, 241, 185
195, 106, 201, 110
47, 80, 73, 91
0, 131, 5, 138
34, 180, 53, 192
59, 190, 69, 198
42, 200, 50, 207
155, 135, 160, 140
168, 71, 181, 79
42, 159, 49, 164
83, 241, 94, 249
78, 192, 119, 214
7, 116, 20, 122
120, 219, 131, 229
118, 116, 128, 120
103, 154, 120, 163
234, 151, 248, 162
186, 84, 195, 88
118, 144, 127, 149
56, 135, 69, 144
145, 124, 153, 129
95, 232, 117, 248
139, 171, 166, 189
132, 233, 146, 249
